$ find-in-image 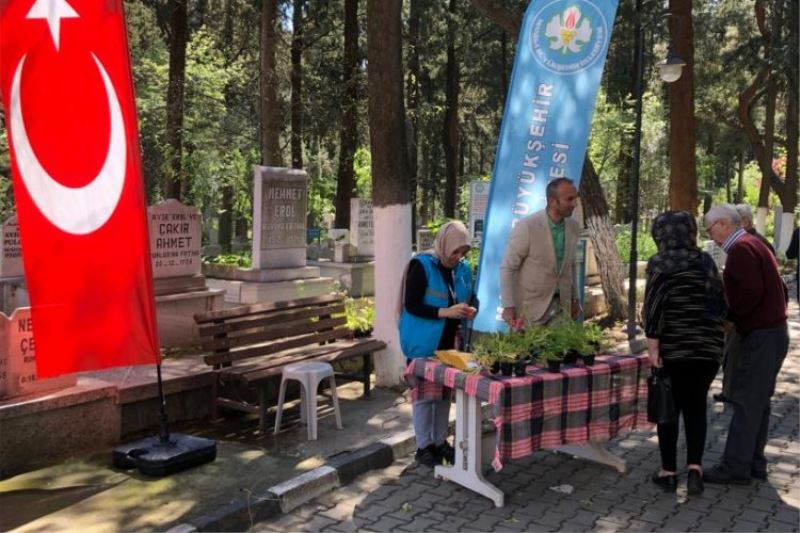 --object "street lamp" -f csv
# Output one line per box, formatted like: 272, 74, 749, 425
626, 0, 685, 343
